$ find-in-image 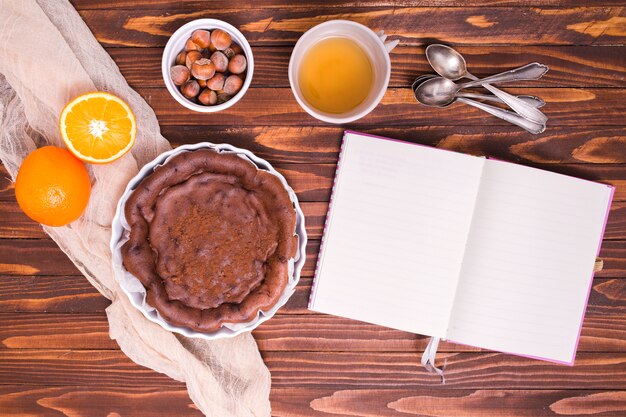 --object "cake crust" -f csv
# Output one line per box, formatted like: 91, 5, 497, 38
121, 149, 297, 332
